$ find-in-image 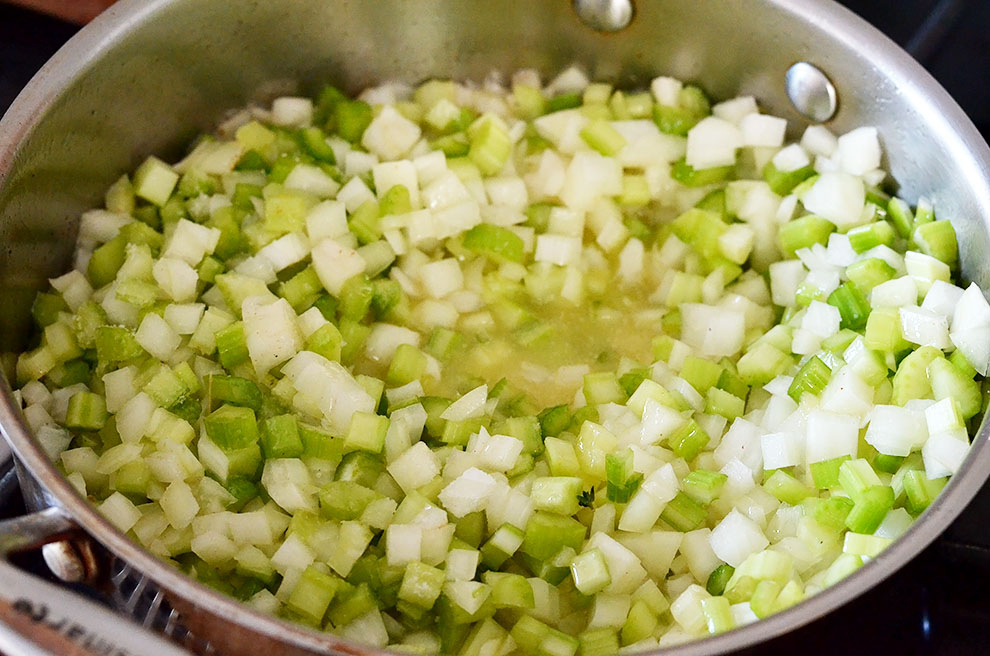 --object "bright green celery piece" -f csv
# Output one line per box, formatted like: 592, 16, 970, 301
87, 235, 128, 288
672, 159, 734, 187
538, 405, 571, 439
671, 208, 726, 260
763, 470, 814, 505
339, 274, 374, 321
903, 470, 947, 515
481, 523, 525, 569
207, 374, 262, 411
520, 511, 586, 561
886, 197, 914, 237
215, 273, 270, 314
286, 565, 342, 626
65, 391, 107, 431
298, 423, 343, 462
750, 579, 783, 619
545, 92, 582, 114
847, 221, 896, 253
701, 596, 734, 634
705, 387, 746, 420
619, 173, 650, 206
845, 485, 895, 533
660, 492, 707, 531
215, 322, 250, 369
425, 327, 463, 362
306, 323, 343, 362
811, 496, 855, 531
827, 282, 871, 330
296, 126, 336, 163
845, 257, 896, 294
279, 266, 324, 312
621, 599, 659, 644
496, 416, 543, 455
43, 322, 82, 362
838, 458, 882, 501
583, 372, 627, 405
683, 470, 728, 505
144, 366, 188, 407
370, 278, 404, 321
913, 220, 958, 267
207, 206, 247, 260
231, 182, 263, 211
788, 356, 831, 403
666, 419, 710, 461
873, 453, 905, 475
441, 417, 485, 447
32, 292, 68, 329
45, 360, 91, 388
462, 224, 525, 263
762, 160, 815, 195
348, 200, 382, 245
327, 583, 377, 628
778, 215, 835, 257
95, 326, 145, 363
319, 480, 380, 520
736, 342, 792, 386
580, 629, 620, 656
343, 411, 389, 454
468, 118, 511, 176
334, 451, 383, 488
809, 455, 850, 489
398, 561, 445, 610
891, 345, 941, 405
617, 368, 649, 397
706, 564, 735, 596
204, 404, 259, 451
864, 307, 911, 353
333, 99, 373, 143
605, 449, 643, 503
197, 256, 224, 284
580, 119, 627, 156
950, 348, 978, 379
260, 414, 303, 459
929, 356, 982, 419
485, 572, 535, 609
386, 343, 428, 386
570, 547, 611, 595
652, 105, 699, 137
511, 615, 578, 656
680, 355, 723, 394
